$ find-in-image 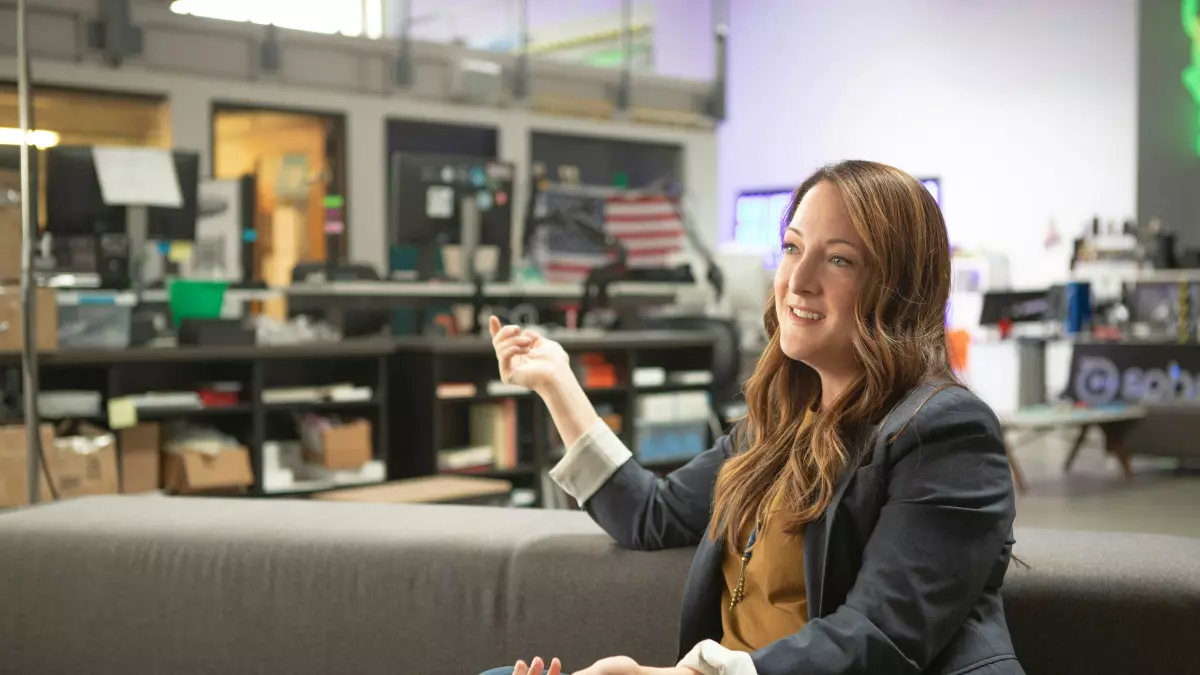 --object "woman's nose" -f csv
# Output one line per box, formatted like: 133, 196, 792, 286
788, 253, 819, 296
